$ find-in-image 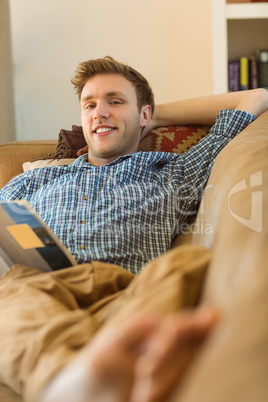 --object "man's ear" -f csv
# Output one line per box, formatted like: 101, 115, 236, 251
140, 105, 152, 128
